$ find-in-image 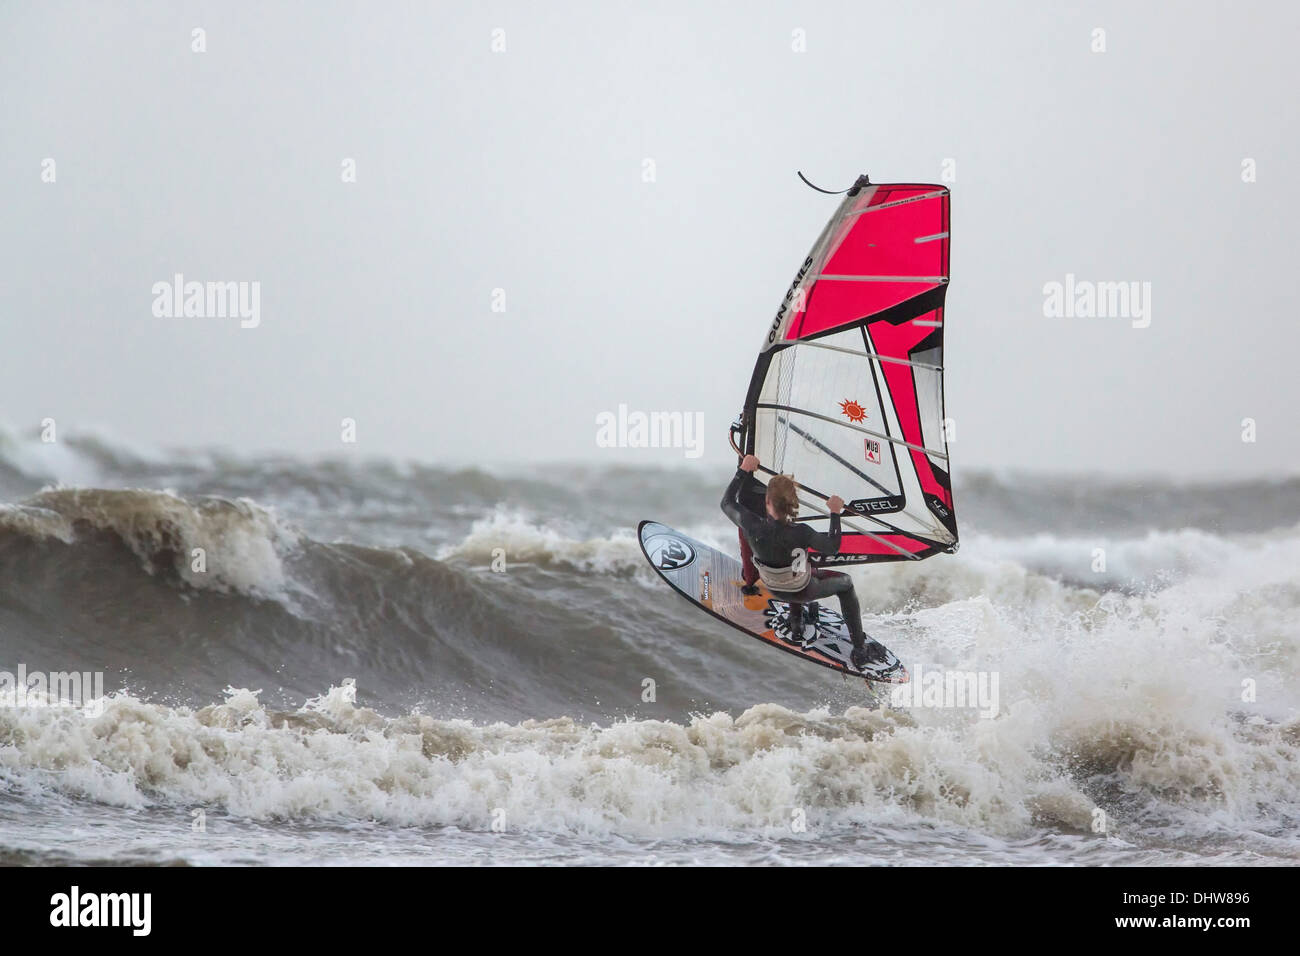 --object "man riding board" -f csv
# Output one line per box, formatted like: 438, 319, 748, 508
721, 454, 887, 671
